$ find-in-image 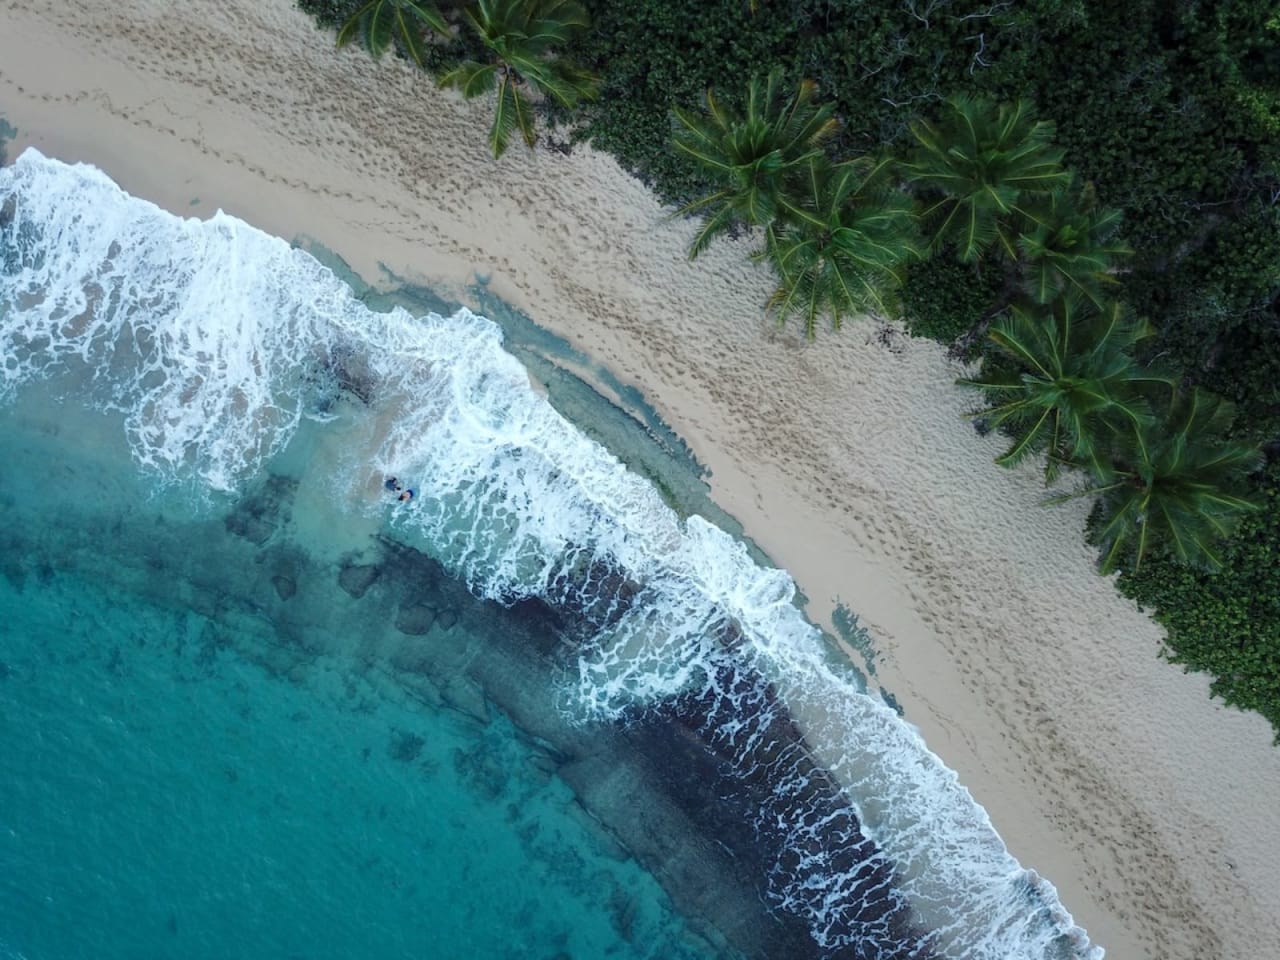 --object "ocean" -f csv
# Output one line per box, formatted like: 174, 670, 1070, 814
0, 148, 1100, 959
